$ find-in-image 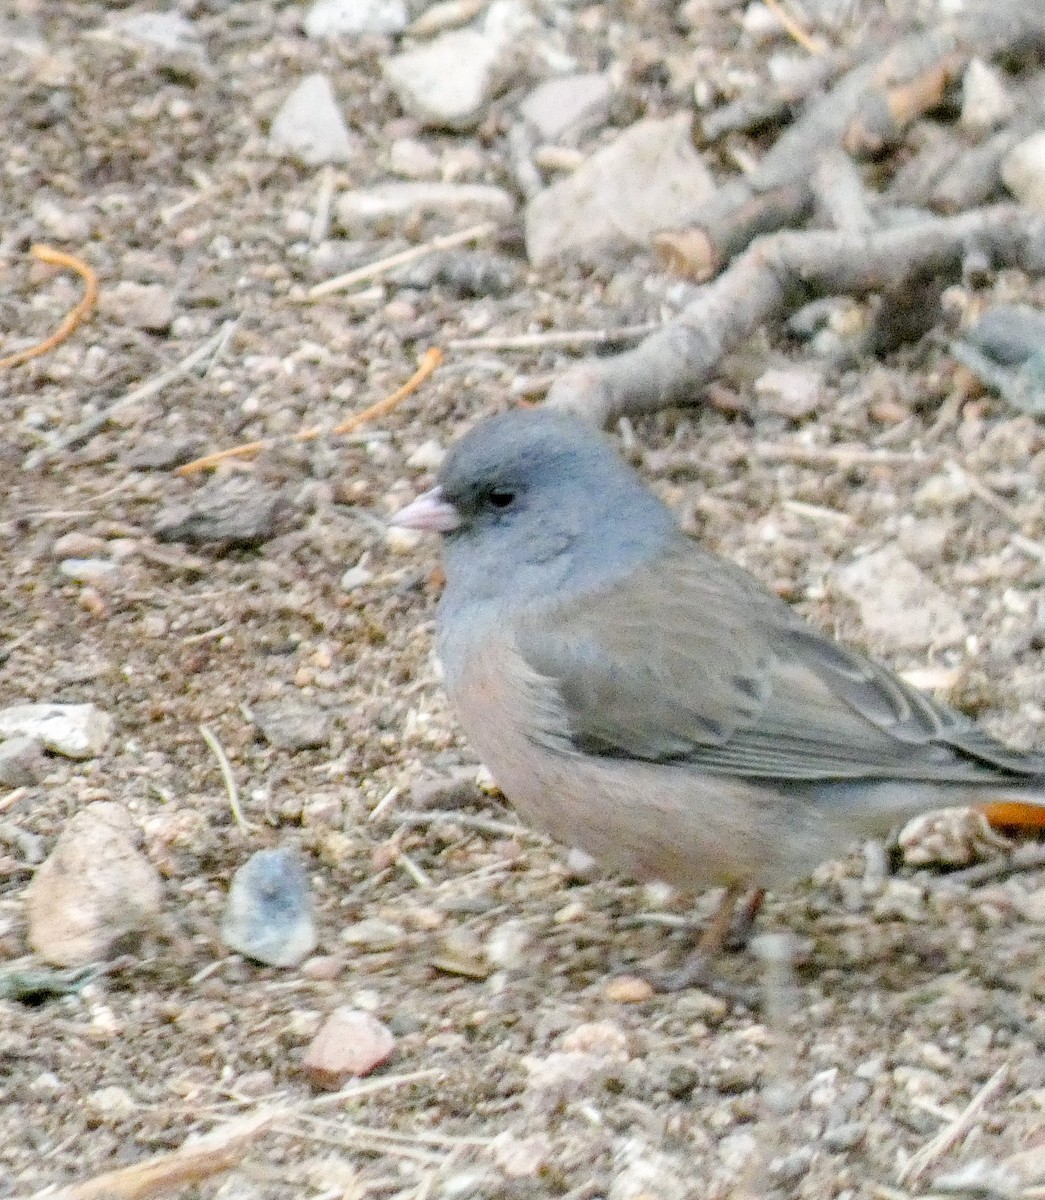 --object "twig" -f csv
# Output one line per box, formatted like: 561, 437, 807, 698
310, 165, 336, 246
447, 324, 660, 352
549, 205, 1045, 427
176, 348, 443, 475
368, 785, 403, 822
390, 809, 537, 839
305, 223, 496, 300
763, 0, 825, 55
199, 724, 250, 836
0, 244, 98, 369
396, 851, 433, 889
897, 1063, 1009, 1186
753, 443, 937, 468
24, 320, 236, 468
